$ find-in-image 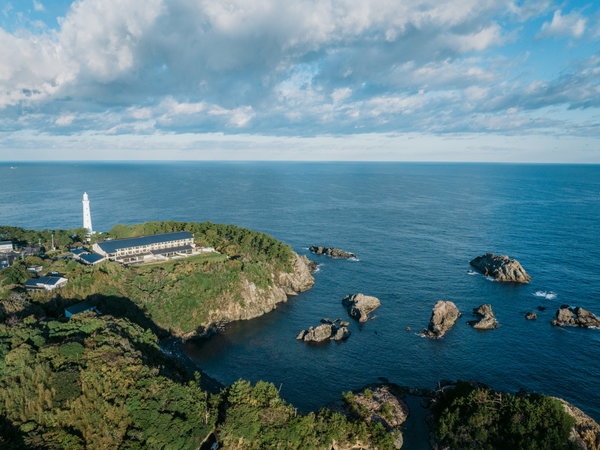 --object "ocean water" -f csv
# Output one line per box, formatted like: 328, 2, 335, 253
1, 162, 599, 425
